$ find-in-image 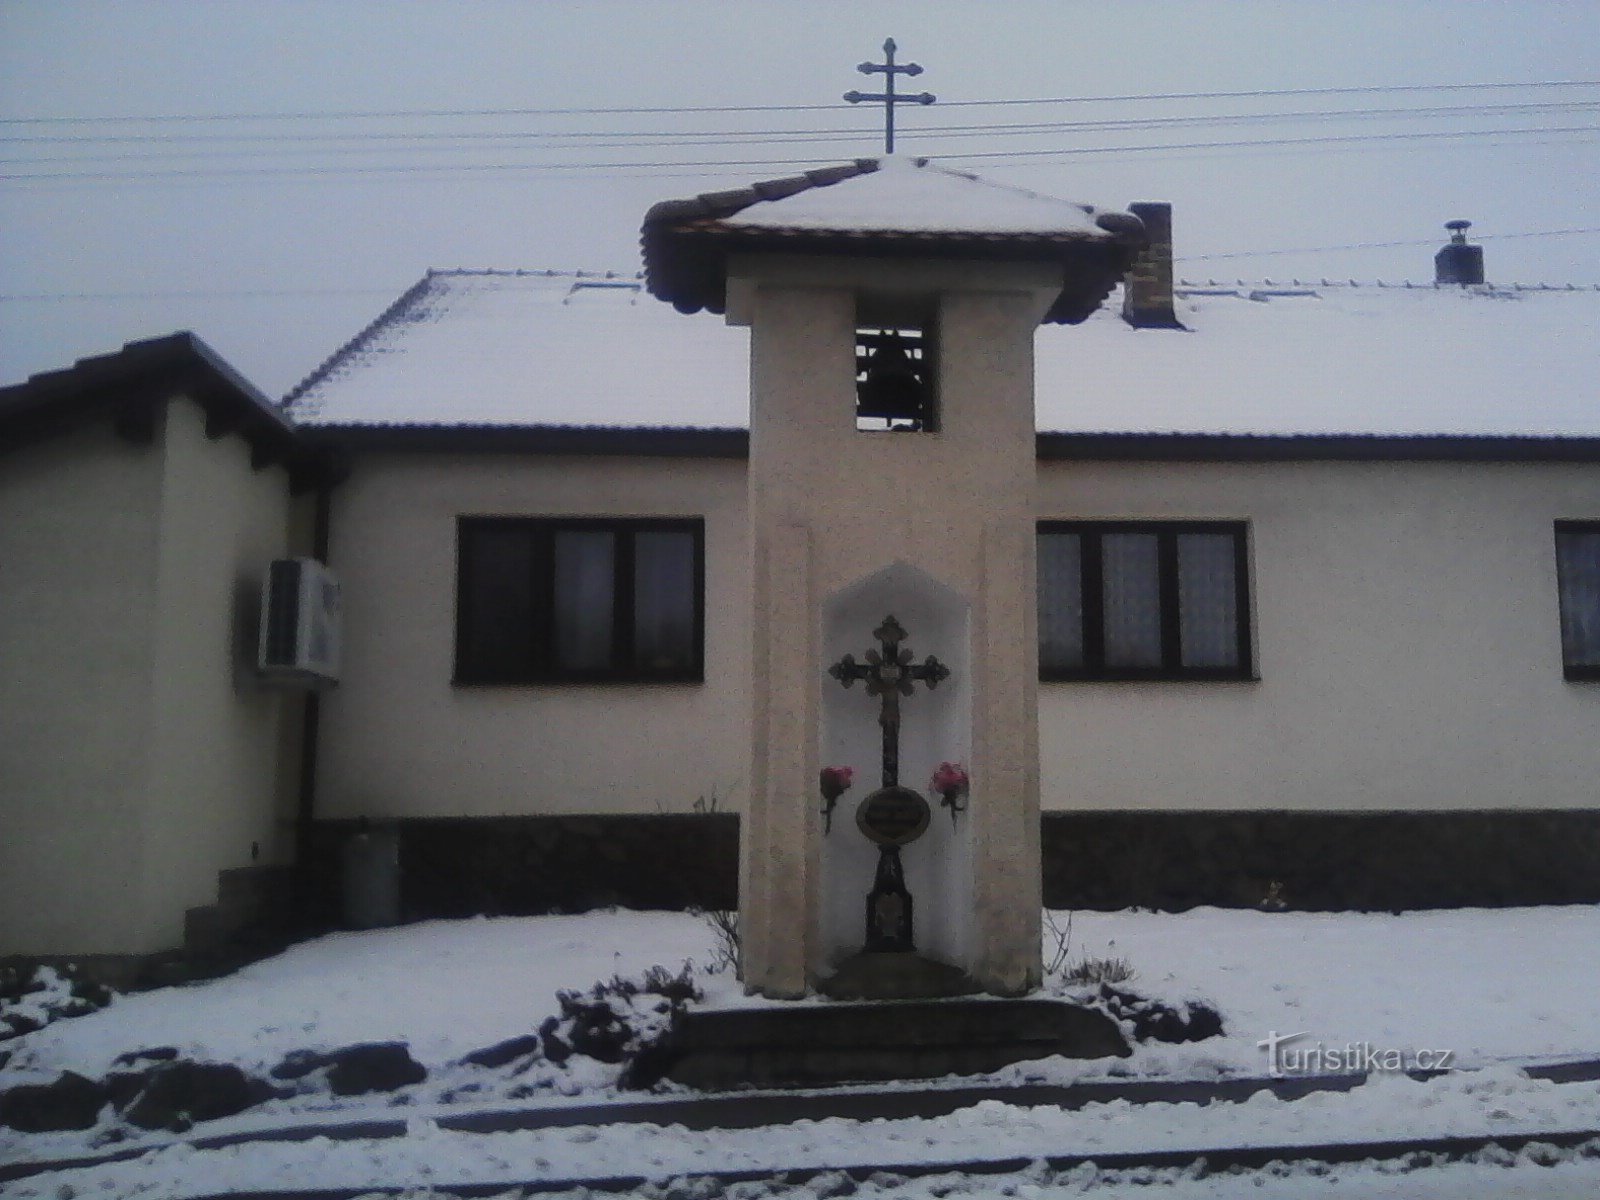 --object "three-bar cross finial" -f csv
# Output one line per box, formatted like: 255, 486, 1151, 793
843, 38, 935, 155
